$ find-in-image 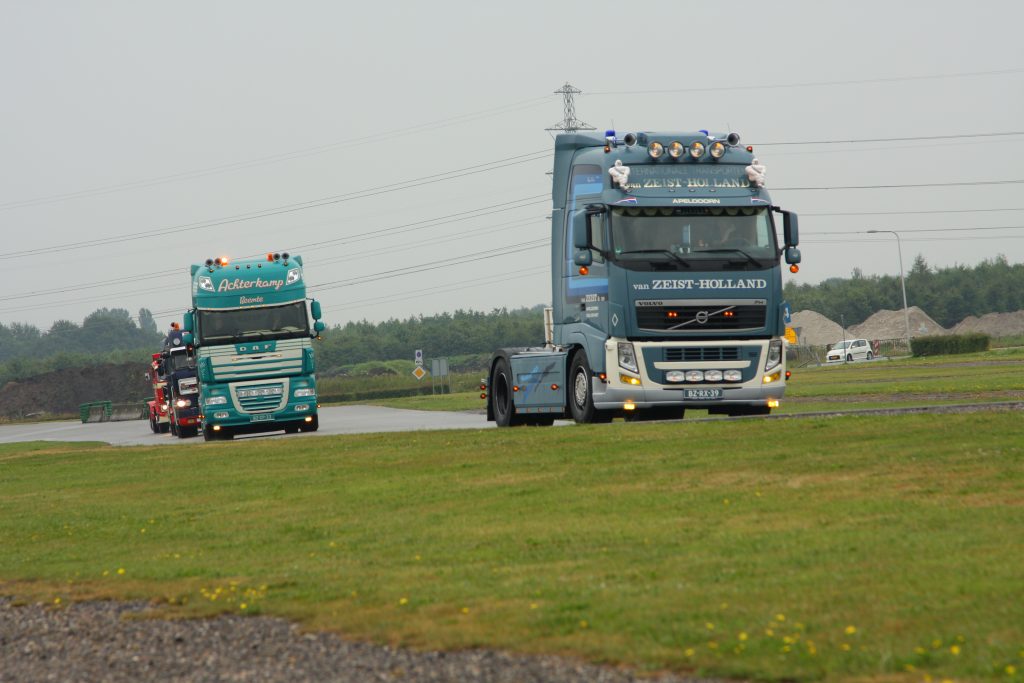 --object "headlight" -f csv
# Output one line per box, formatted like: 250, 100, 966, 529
704, 370, 723, 382
647, 141, 664, 159
689, 141, 705, 158
665, 370, 686, 383
205, 396, 228, 406
176, 398, 190, 408
764, 339, 783, 373
294, 388, 316, 397
724, 370, 743, 382
709, 141, 726, 159
617, 342, 639, 373
213, 411, 229, 419
667, 141, 684, 158
286, 268, 302, 285
685, 370, 704, 382
198, 276, 214, 292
